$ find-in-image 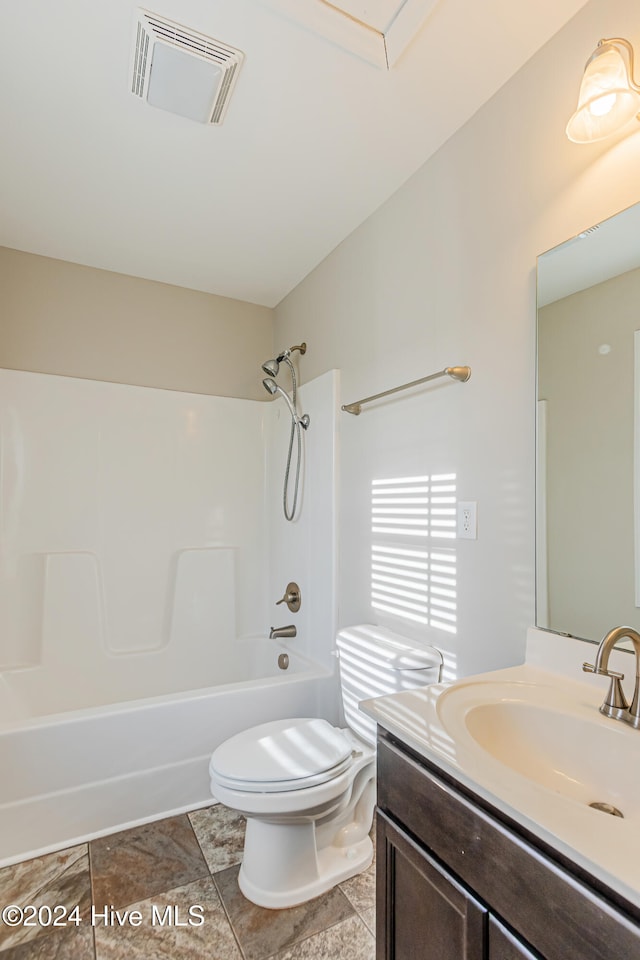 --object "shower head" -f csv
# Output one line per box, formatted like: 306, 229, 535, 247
262, 378, 310, 429
263, 379, 295, 416
262, 343, 306, 379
